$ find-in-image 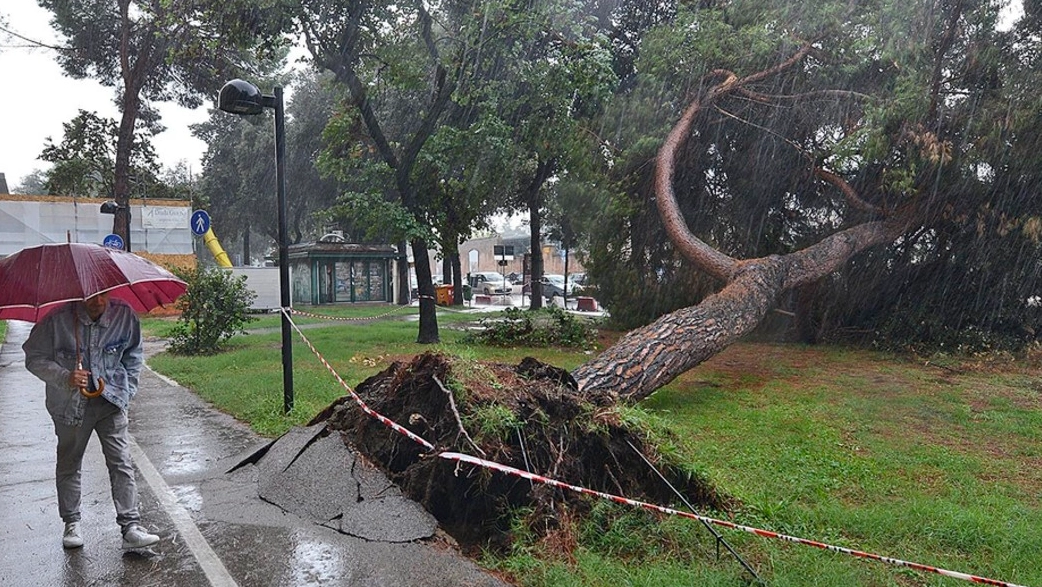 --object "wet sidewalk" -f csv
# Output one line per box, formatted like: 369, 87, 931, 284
0, 321, 510, 587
